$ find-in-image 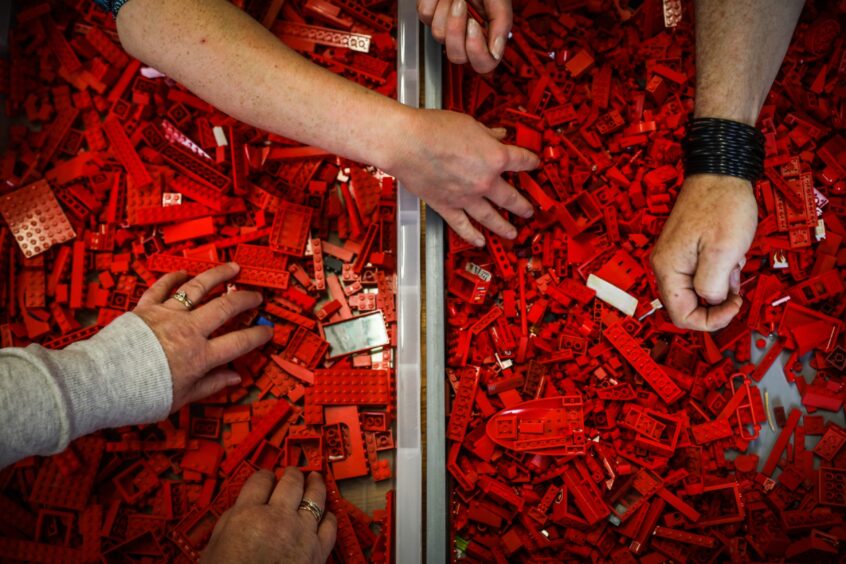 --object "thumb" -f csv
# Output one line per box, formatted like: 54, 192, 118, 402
693, 244, 744, 305
189, 368, 241, 404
